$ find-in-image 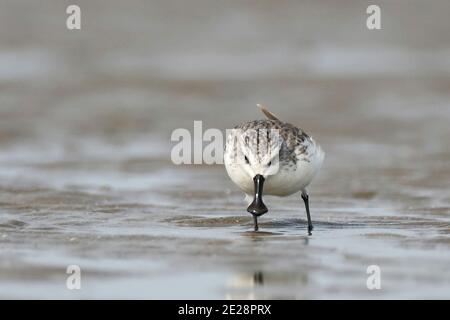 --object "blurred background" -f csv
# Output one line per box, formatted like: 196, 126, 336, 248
0, 0, 449, 299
